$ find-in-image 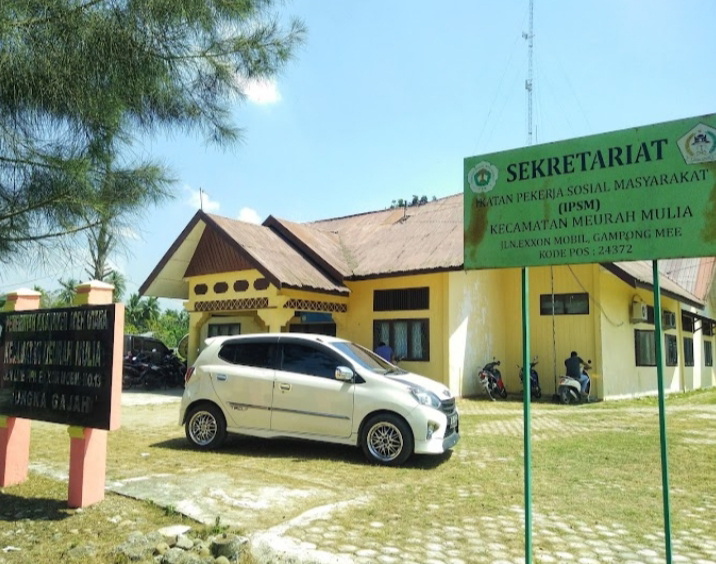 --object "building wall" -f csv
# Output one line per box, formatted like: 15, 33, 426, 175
494, 264, 599, 397
446, 268, 509, 396
185, 269, 281, 363
597, 270, 686, 398
179, 263, 715, 397
343, 273, 448, 387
